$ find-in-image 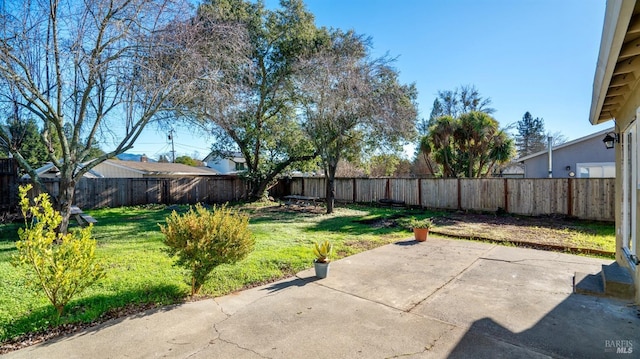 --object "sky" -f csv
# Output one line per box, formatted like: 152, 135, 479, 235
120, 0, 610, 160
